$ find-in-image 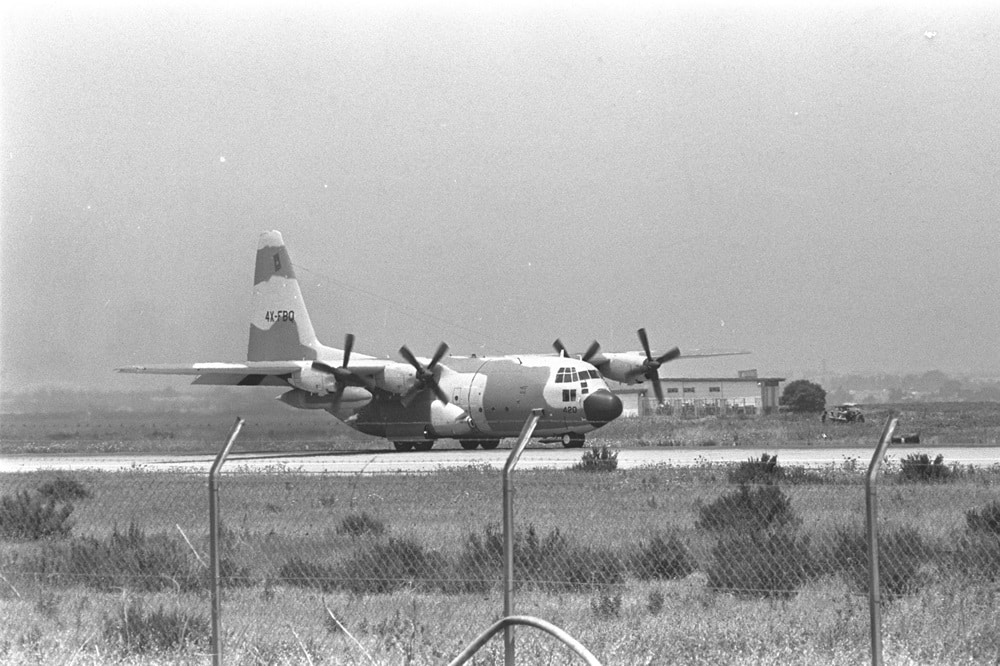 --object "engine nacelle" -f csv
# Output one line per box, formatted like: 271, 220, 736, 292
427, 400, 474, 437
375, 362, 419, 396
289, 367, 338, 394
278, 388, 372, 411
597, 352, 649, 385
